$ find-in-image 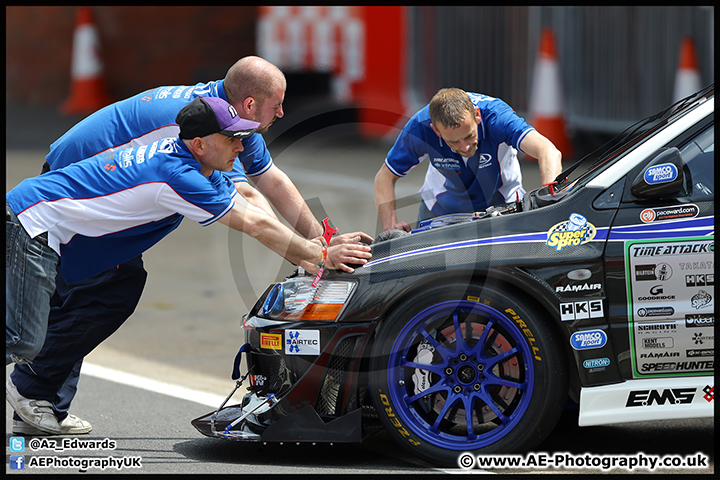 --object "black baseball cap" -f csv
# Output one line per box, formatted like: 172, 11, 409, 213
176, 97, 259, 140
